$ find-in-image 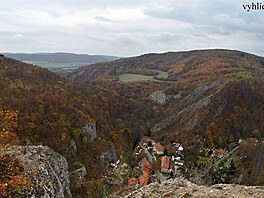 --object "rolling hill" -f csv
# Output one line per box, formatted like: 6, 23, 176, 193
66, 49, 264, 84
